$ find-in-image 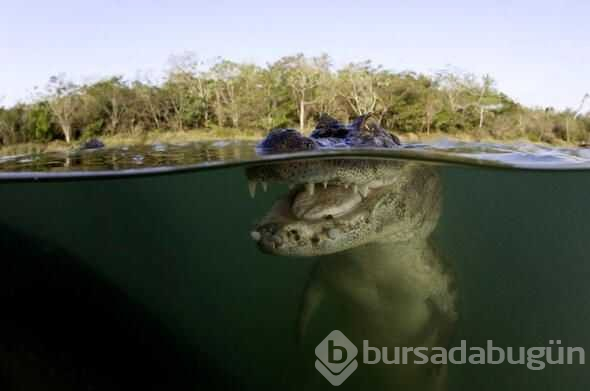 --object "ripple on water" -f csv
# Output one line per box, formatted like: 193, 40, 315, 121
1, 139, 590, 181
